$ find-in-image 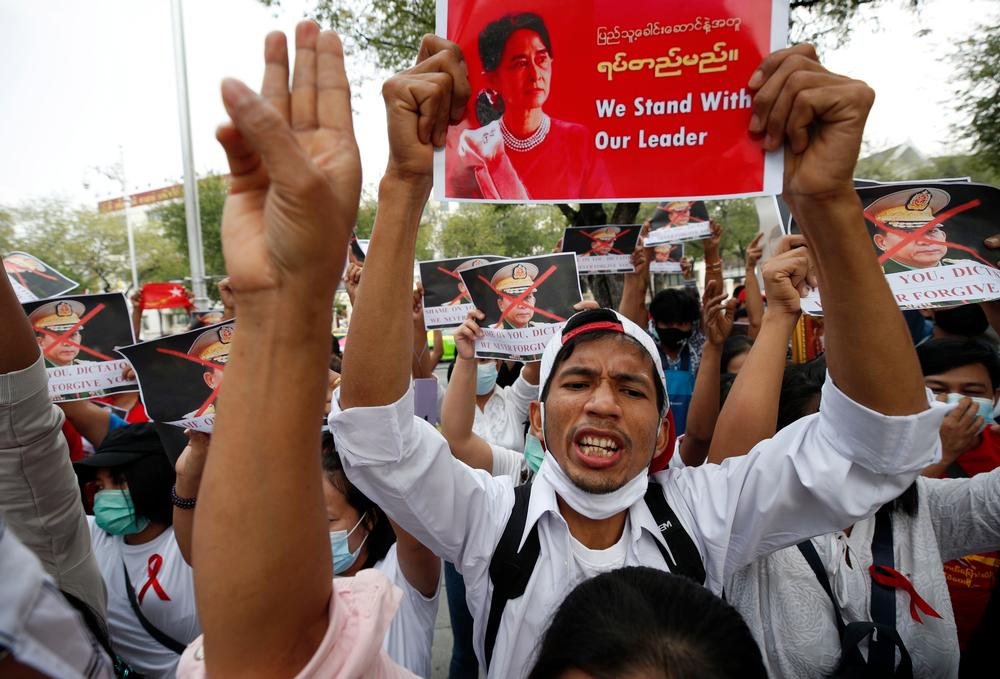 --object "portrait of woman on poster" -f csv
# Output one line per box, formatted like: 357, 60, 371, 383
449, 12, 613, 200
